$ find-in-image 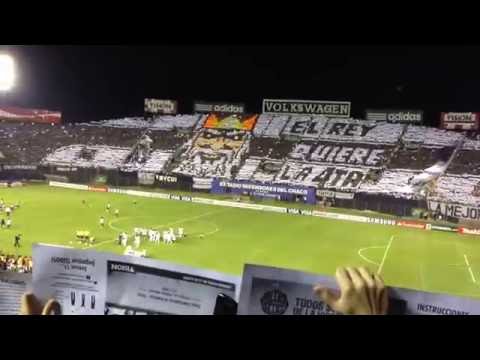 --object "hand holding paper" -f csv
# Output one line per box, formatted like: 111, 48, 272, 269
314, 267, 388, 315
